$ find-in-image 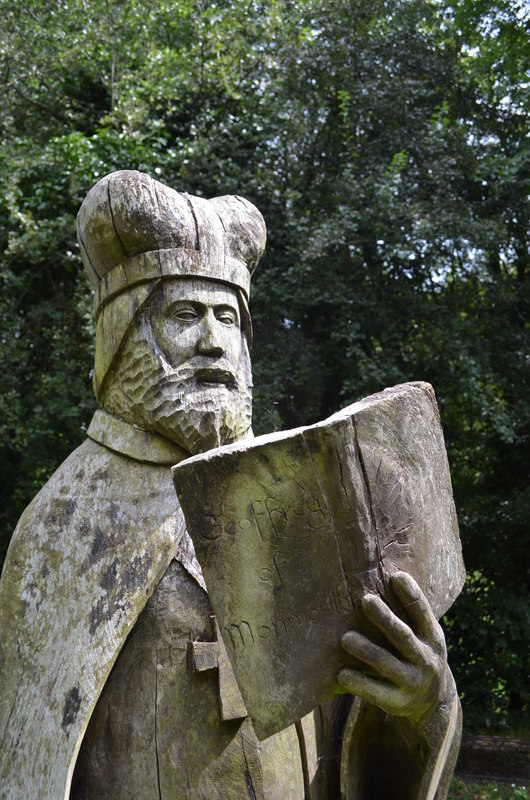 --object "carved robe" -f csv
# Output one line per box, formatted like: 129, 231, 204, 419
0, 411, 461, 800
